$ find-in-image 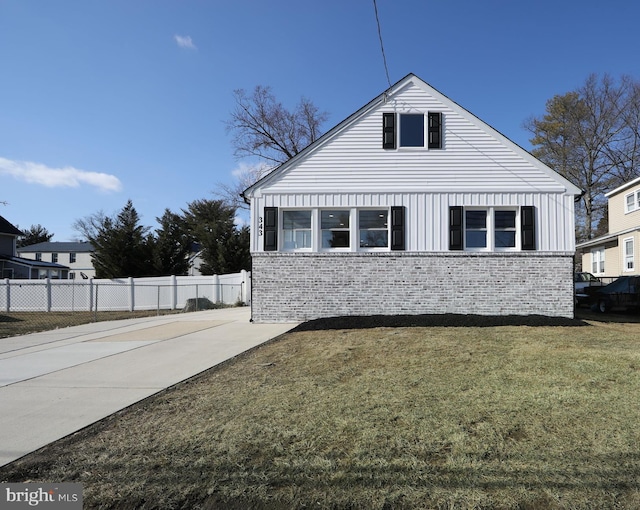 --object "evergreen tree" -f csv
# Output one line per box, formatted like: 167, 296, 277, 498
182, 199, 249, 274
151, 209, 192, 275
17, 224, 53, 247
88, 200, 152, 278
